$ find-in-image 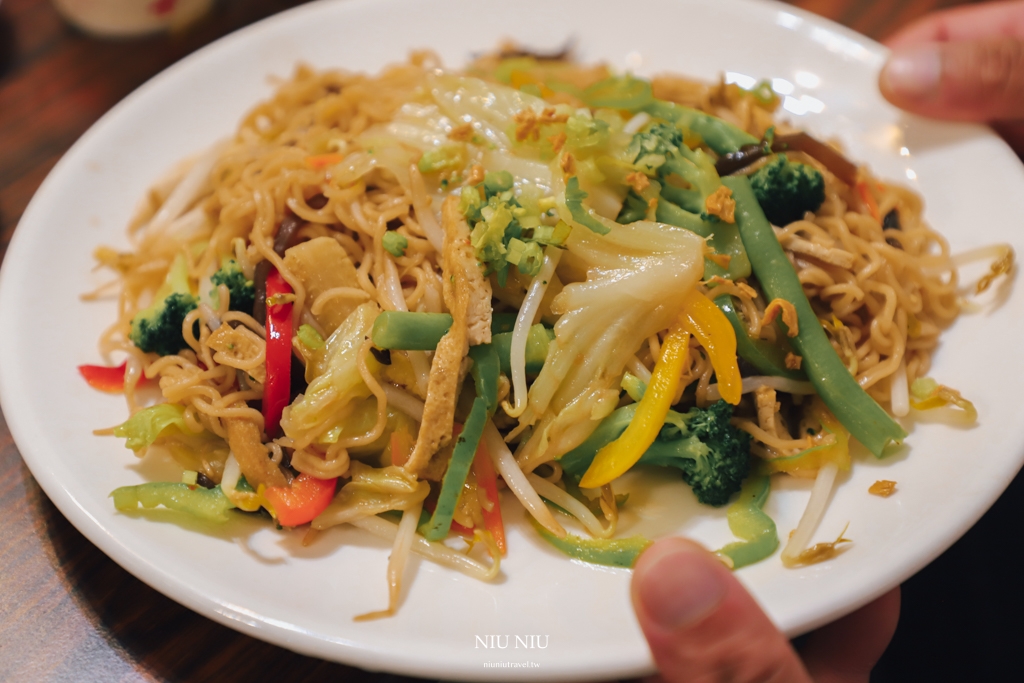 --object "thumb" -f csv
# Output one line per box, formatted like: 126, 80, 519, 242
880, 37, 1024, 121
631, 538, 811, 683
